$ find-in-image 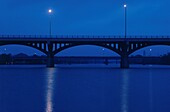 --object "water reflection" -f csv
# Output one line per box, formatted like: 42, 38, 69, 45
45, 68, 55, 112
149, 70, 153, 112
121, 70, 129, 112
